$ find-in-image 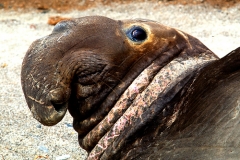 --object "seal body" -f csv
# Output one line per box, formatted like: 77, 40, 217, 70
21, 16, 240, 160
121, 47, 240, 160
